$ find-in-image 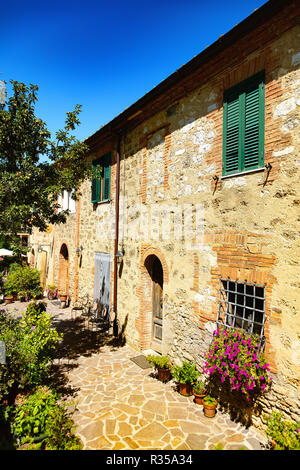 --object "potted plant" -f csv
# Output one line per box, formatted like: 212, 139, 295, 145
47, 285, 58, 300
3, 283, 16, 303
4, 294, 14, 304
192, 380, 207, 405
203, 395, 218, 418
59, 293, 68, 308
203, 326, 273, 403
171, 361, 200, 396
147, 354, 172, 382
